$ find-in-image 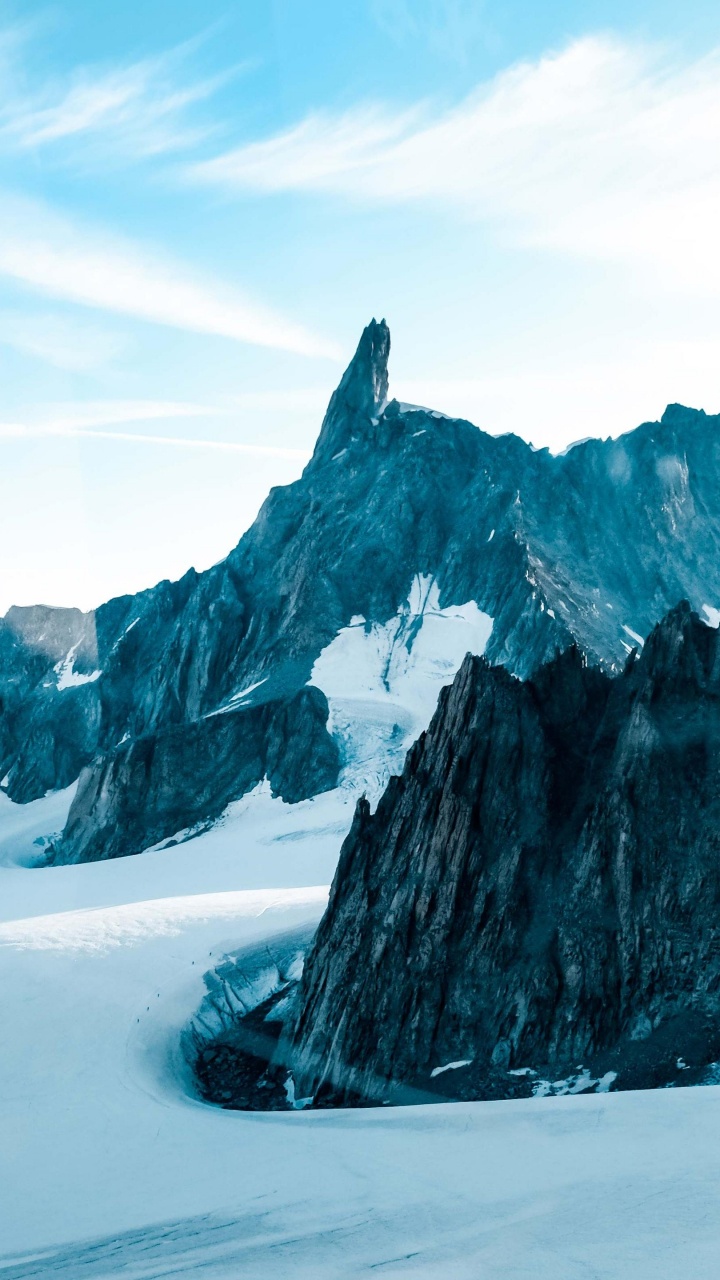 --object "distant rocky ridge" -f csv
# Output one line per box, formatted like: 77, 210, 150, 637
283, 603, 720, 1105
3, 319, 720, 862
